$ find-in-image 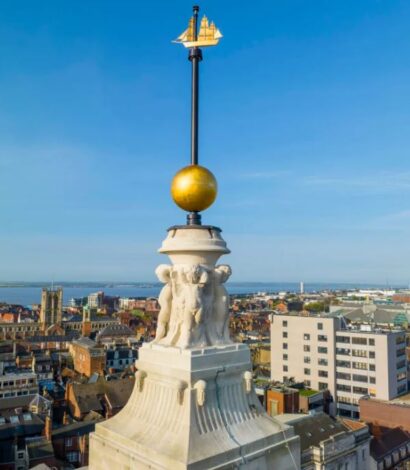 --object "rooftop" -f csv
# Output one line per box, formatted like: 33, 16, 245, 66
276, 412, 357, 451
371, 428, 410, 460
